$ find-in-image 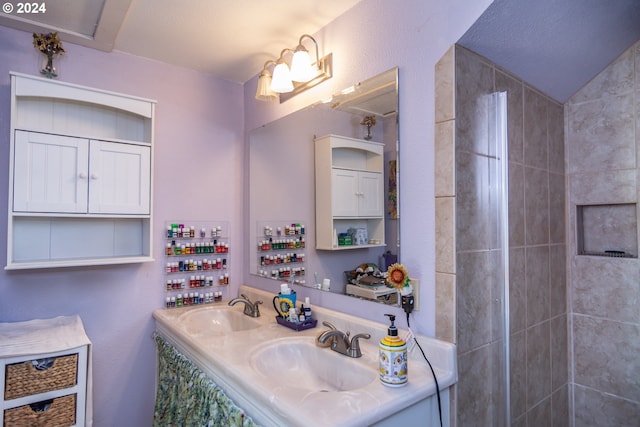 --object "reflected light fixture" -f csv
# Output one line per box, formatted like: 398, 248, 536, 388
255, 33, 333, 103
255, 60, 278, 101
